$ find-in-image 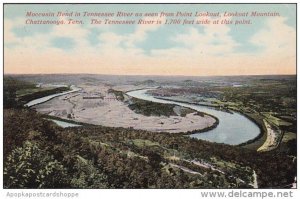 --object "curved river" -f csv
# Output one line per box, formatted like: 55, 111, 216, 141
25, 85, 83, 128
25, 85, 81, 107
126, 89, 260, 145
